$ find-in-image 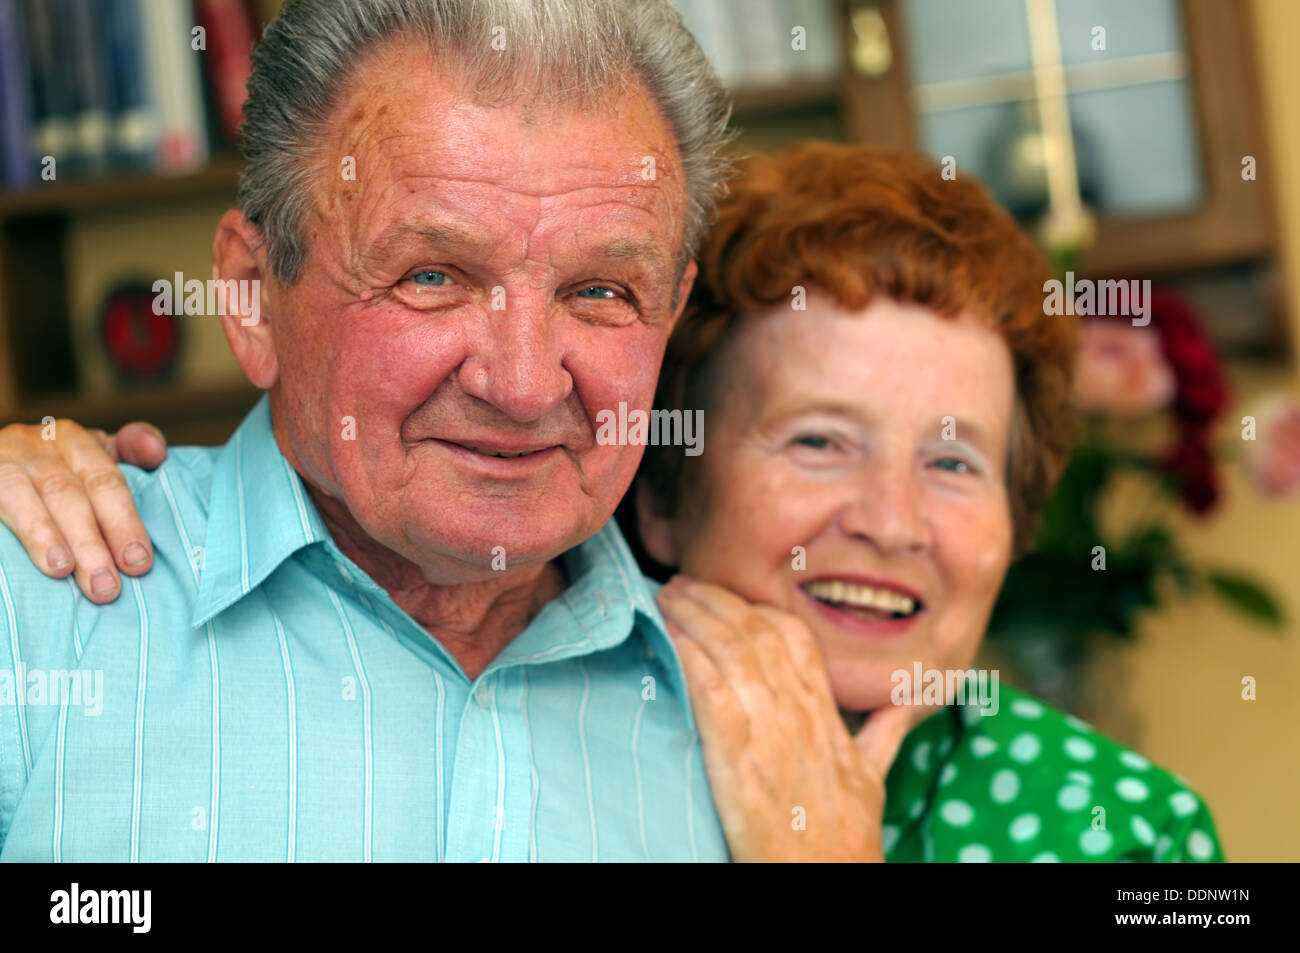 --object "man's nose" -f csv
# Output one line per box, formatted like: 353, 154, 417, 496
457, 298, 574, 423
837, 457, 933, 555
